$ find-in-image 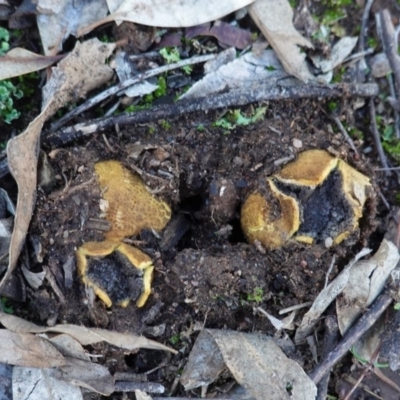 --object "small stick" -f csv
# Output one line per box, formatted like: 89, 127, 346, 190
279, 301, 312, 315
45, 83, 379, 147
379, 10, 400, 103
332, 116, 359, 158
358, 0, 374, 56
387, 73, 400, 138
369, 99, 391, 176
50, 53, 216, 131
309, 290, 393, 385
356, 0, 374, 82
316, 316, 340, 400
376, 187, 391, 210
324, 255, 336, 289
114, 381, 164, 393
